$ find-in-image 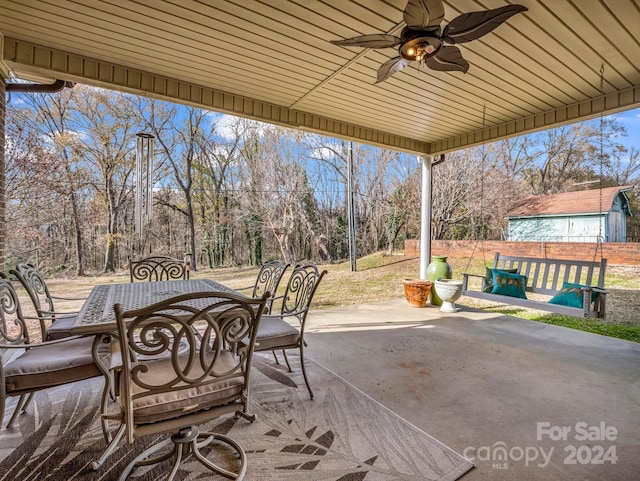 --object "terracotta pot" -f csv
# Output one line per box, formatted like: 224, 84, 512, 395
402, 279, 433, 308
